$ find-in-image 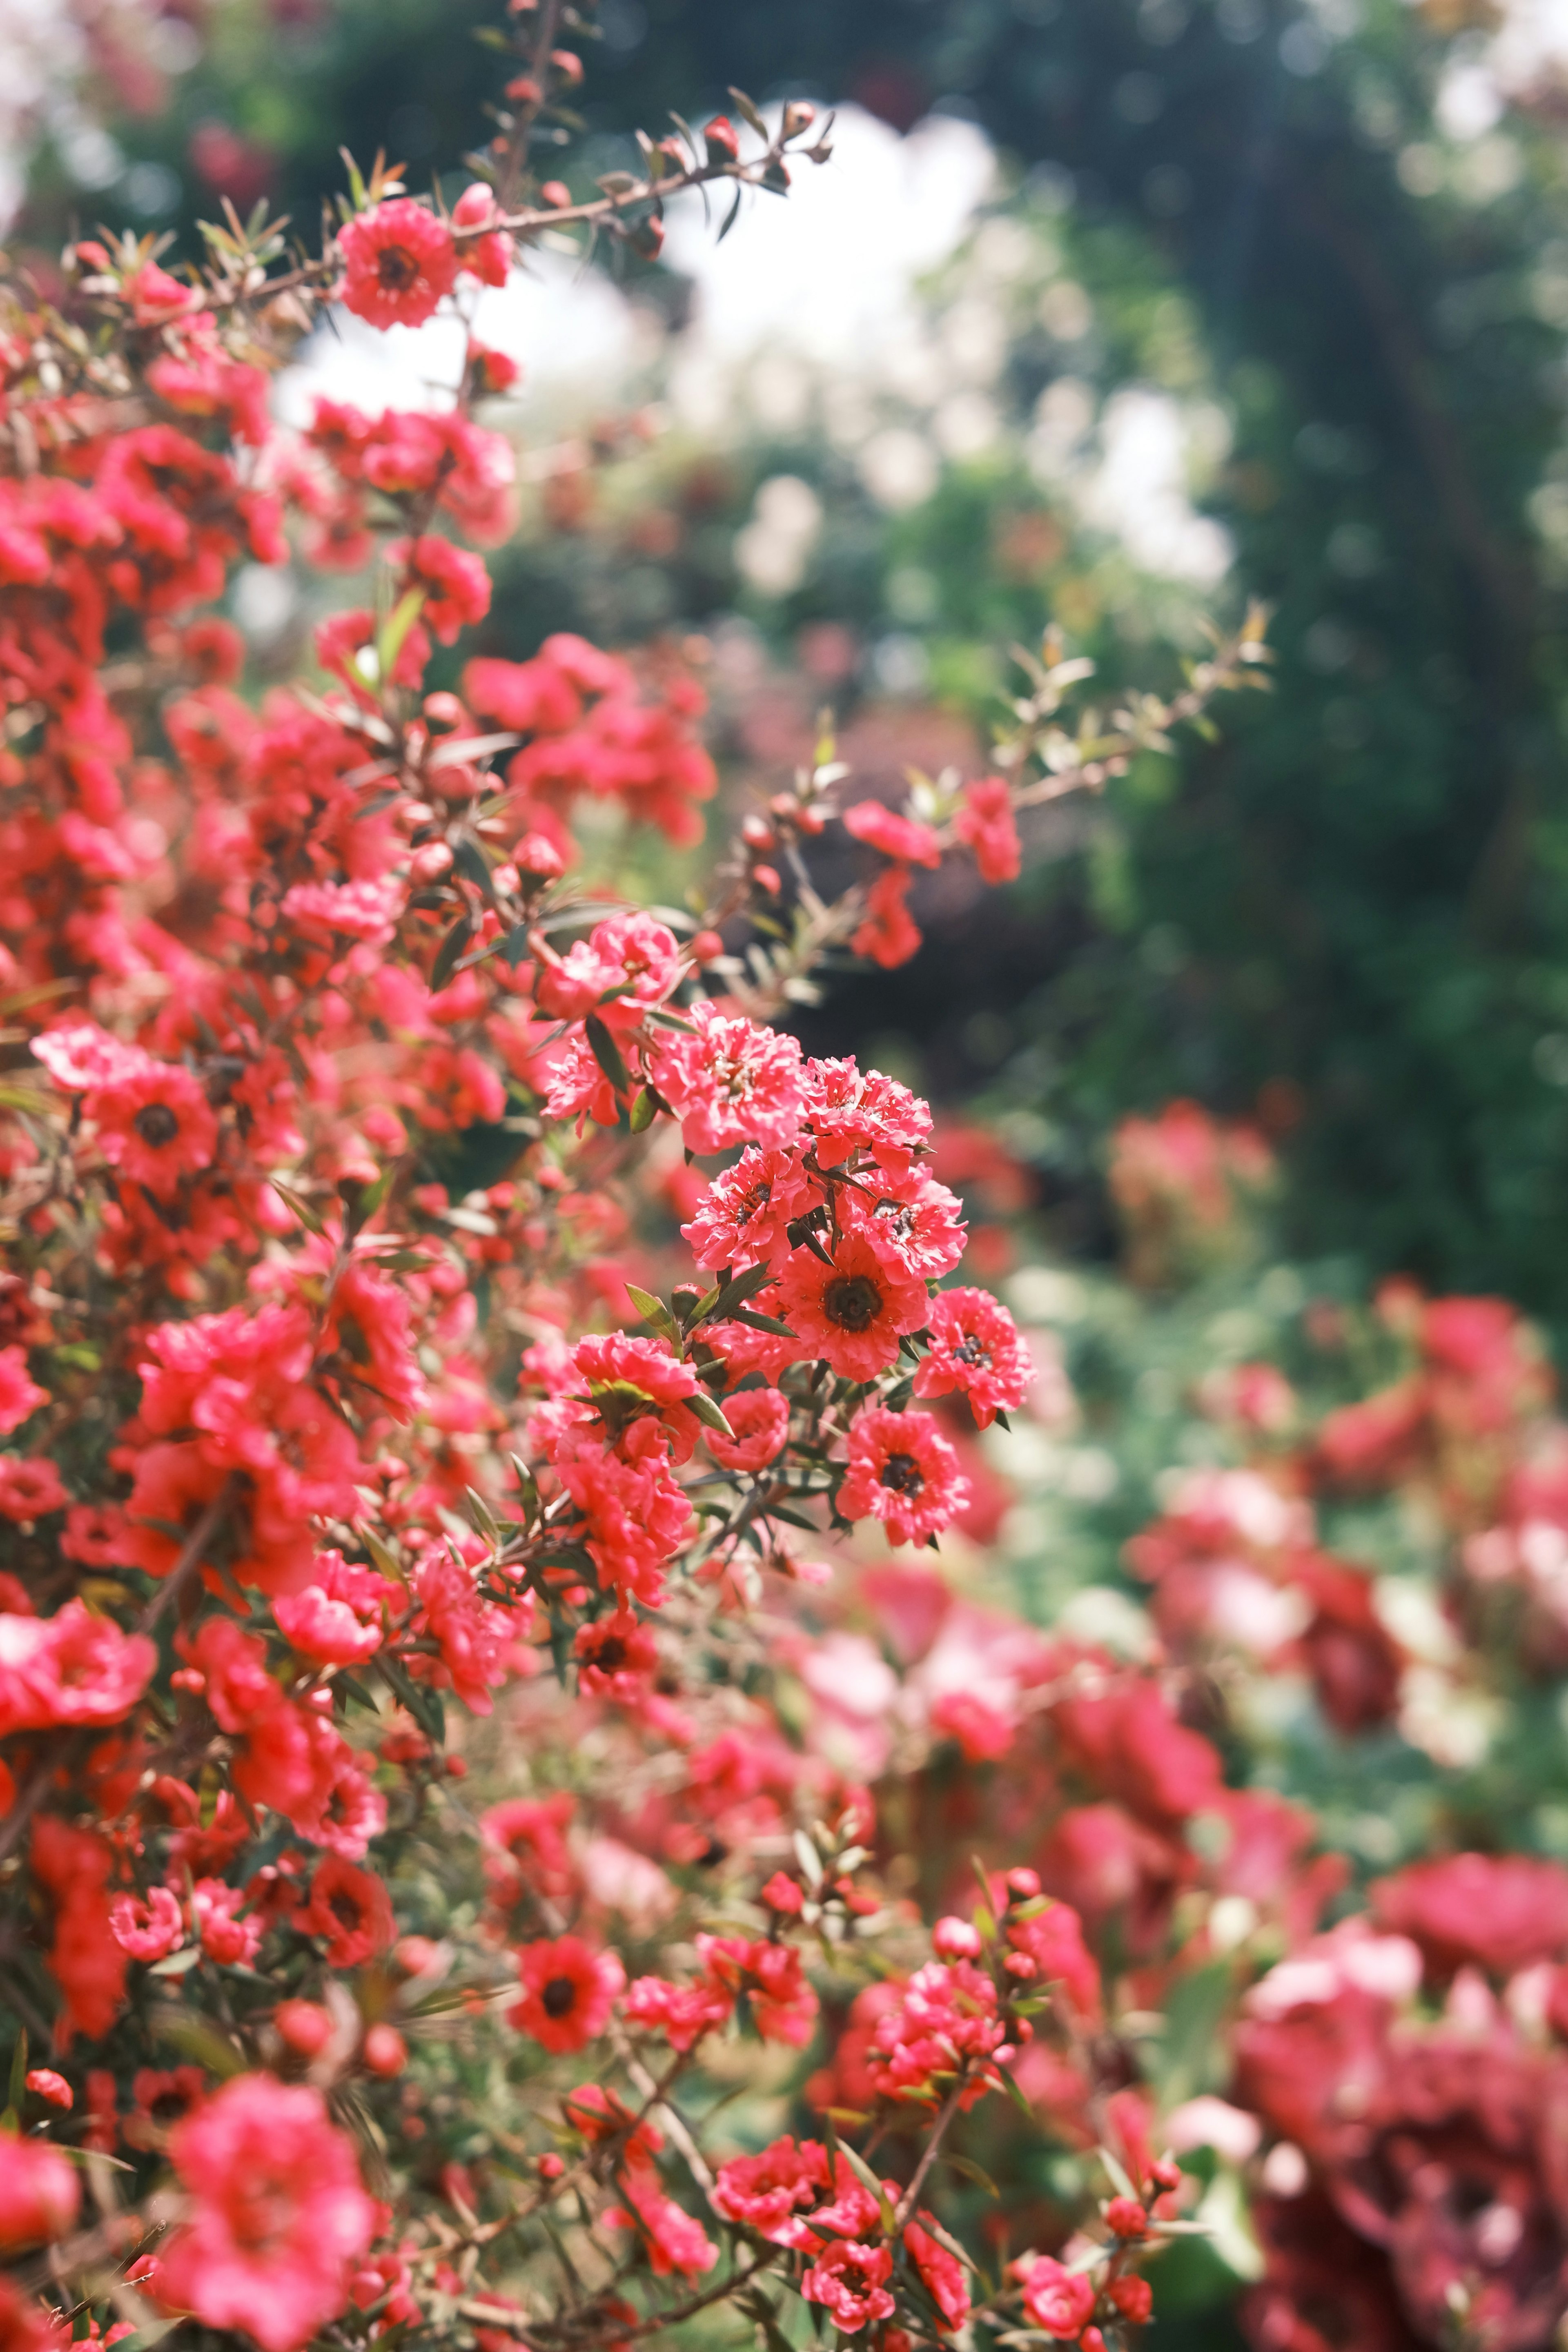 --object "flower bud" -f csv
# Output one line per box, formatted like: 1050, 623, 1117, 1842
688, 928, 725, 965
1006, 1866, 1042, 1900
741, 815, 775, 850
275, 1999, 334, 2057
394, 1935, 442, 1976
539, 2152, 566, 2180
505, 75, 542, 105
626, 214, 665, 261
540, 181, 571, 209
25, 2070, 72, 2110
363, 2024, 408, 2078
704, 116, 740, 165
1105, 2196, 1149, 2238
550, 49, 584, 83
760, 1871, 805, 1915
452, 183, 498, 228
753, 863, 781, 895
411, 842, 454, 884
933, 1915, 983, 1960
782, 101, 817, 138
